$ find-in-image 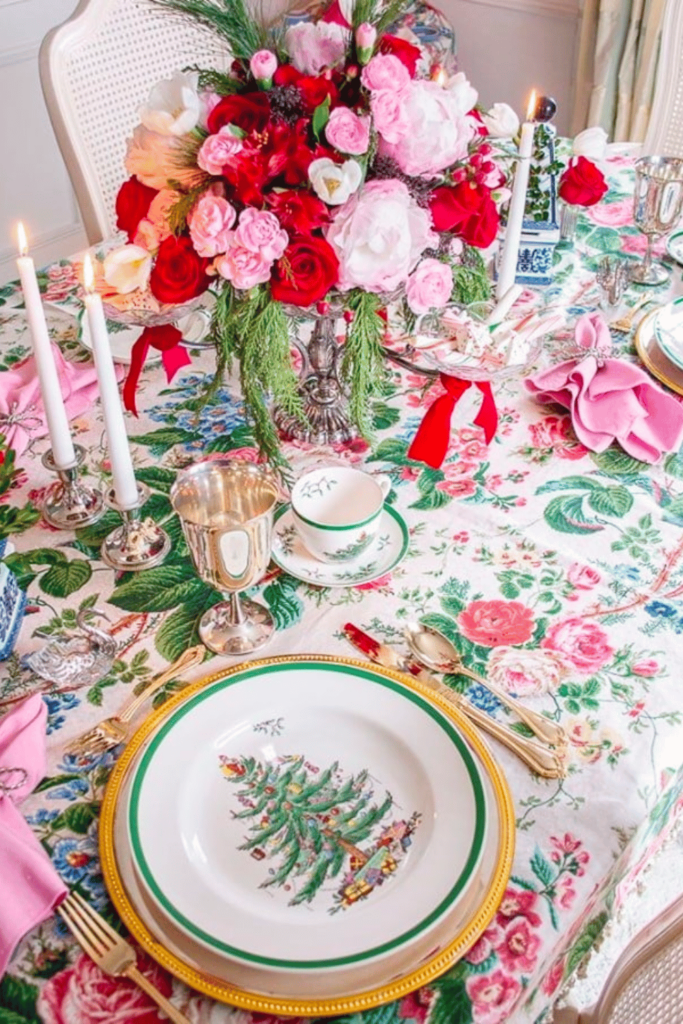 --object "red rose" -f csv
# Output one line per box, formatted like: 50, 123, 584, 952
149, 234, 210, 304
458, 599, 535, 647
429, 182, 499, 248
271, 236, 339, 306
266, 190, 330, 234
558, 156, 608, 207
207, 92, 270, 135
297, 75, 339, 111
115, 176, 157, 241
378, 34, 422, 76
